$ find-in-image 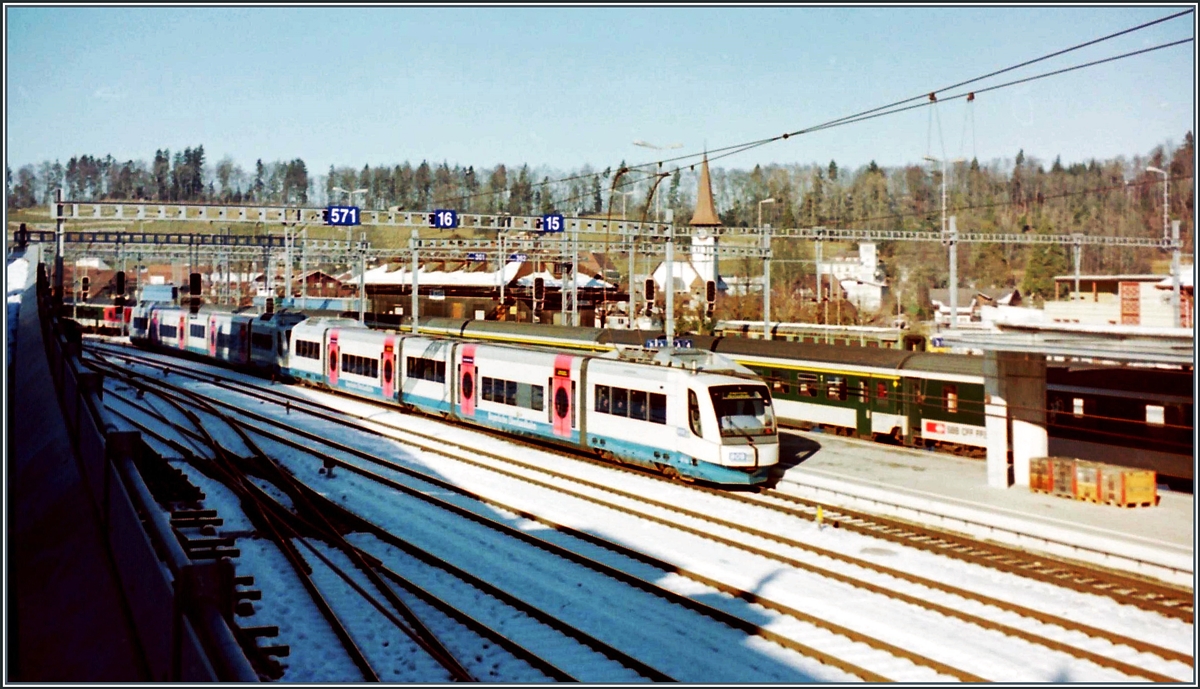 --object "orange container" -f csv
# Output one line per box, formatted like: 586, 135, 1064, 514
1051, 457, 1077, 498
1029, 457, 1055, 494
